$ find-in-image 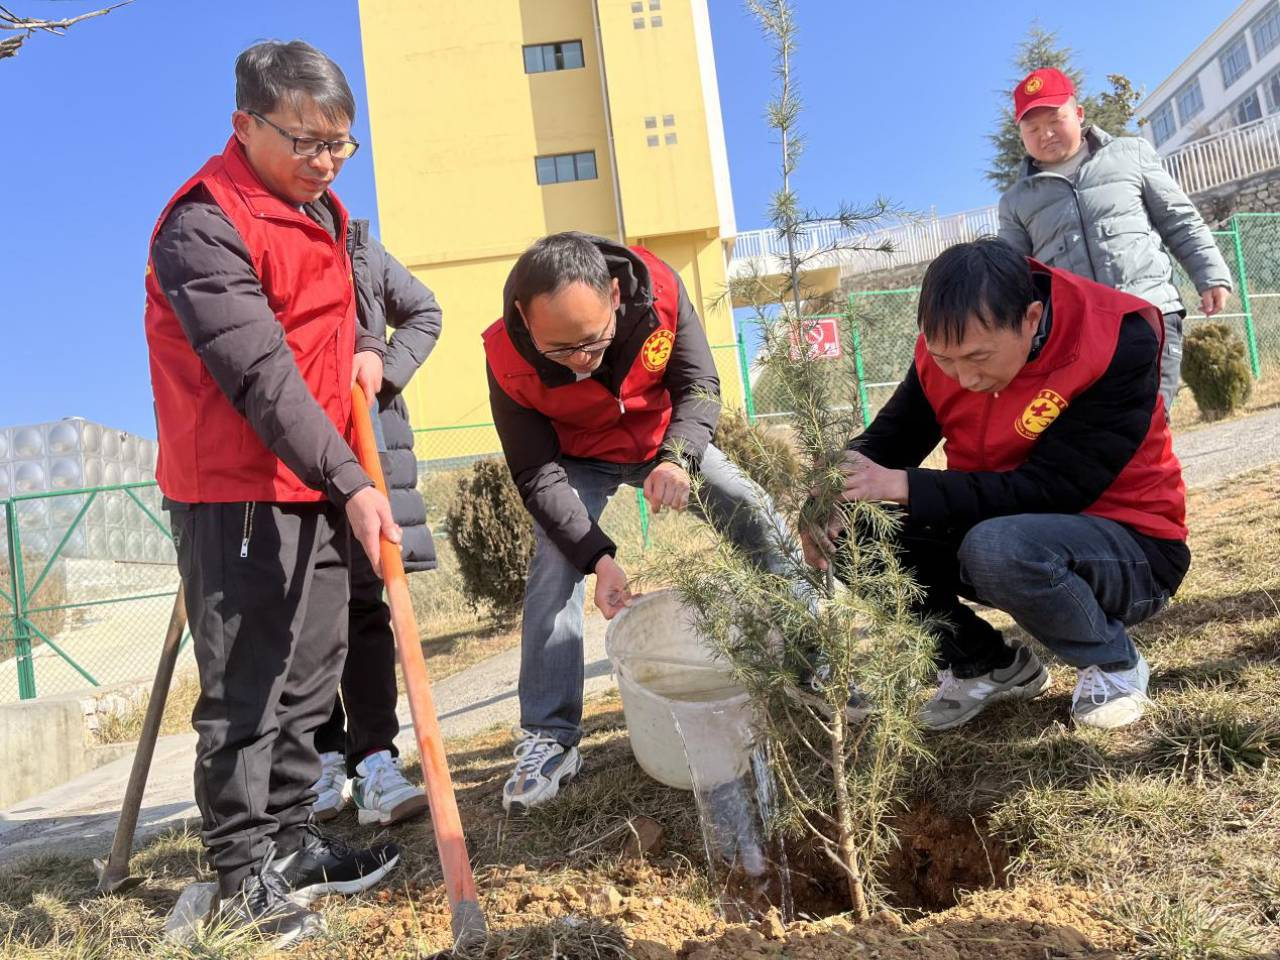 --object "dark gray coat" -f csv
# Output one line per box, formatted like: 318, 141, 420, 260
998, 126, 1232, 315
348, 220, 442, 572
